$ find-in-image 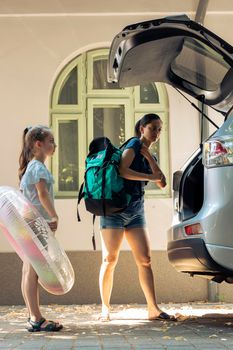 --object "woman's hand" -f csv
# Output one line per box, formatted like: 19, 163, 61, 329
158, 173, 167, 188
148, 172, 167, 188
